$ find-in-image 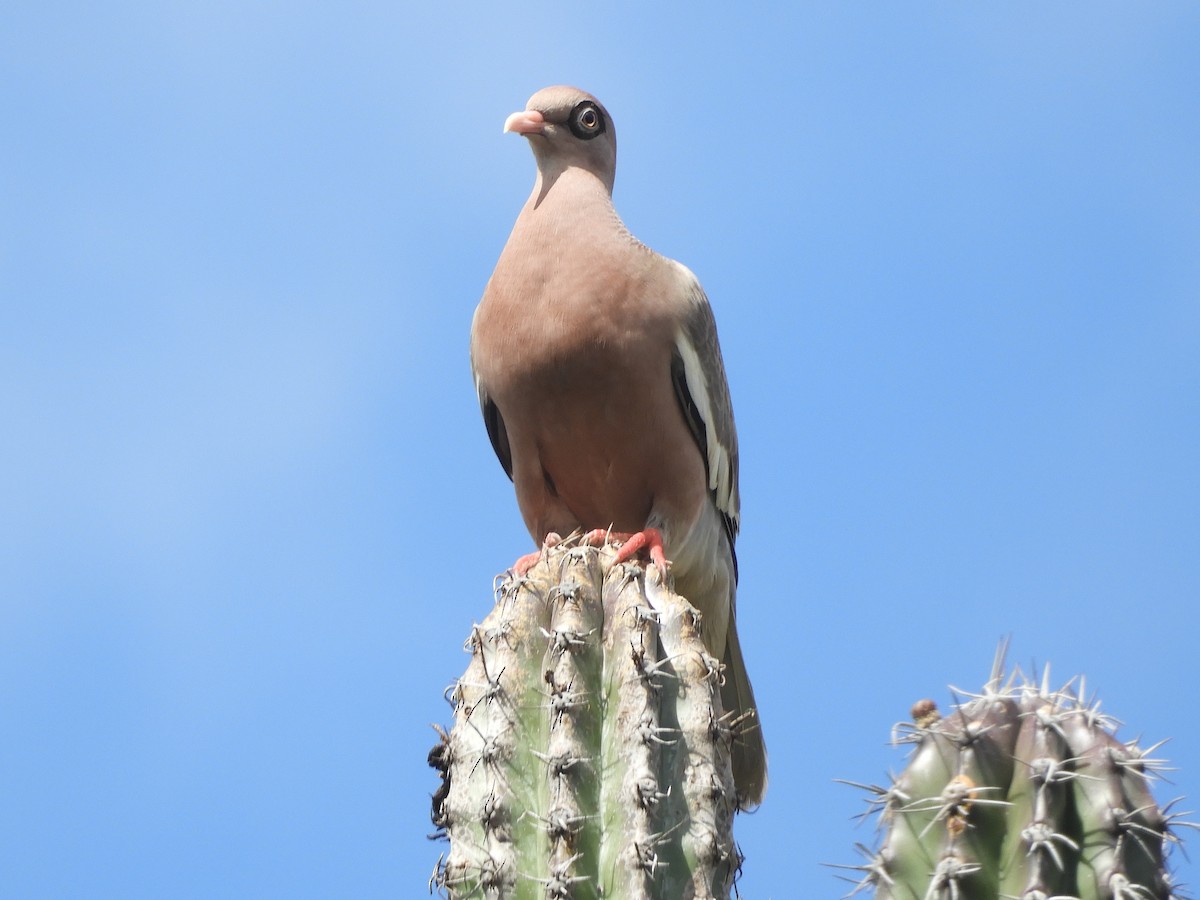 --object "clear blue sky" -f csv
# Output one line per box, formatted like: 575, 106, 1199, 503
2, 3, 1197, 897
